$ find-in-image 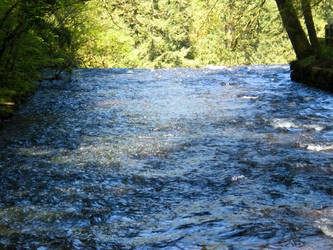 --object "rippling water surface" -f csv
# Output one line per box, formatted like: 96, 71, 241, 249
1, 65, 333, 249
